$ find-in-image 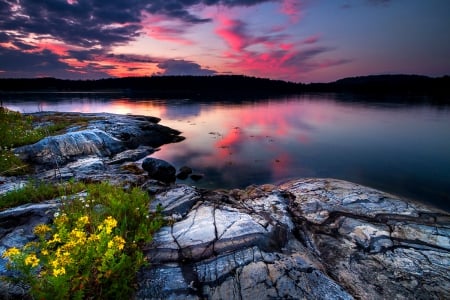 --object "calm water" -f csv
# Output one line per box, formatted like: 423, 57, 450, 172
4, 93, 450, 211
